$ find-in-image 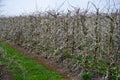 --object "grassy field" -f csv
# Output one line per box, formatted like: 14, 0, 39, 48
0, 41, 64, 80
